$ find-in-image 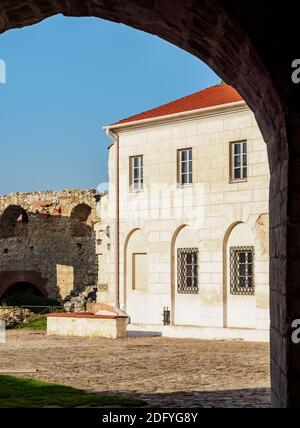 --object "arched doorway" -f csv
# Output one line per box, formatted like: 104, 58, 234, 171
0, 0, 294, 407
